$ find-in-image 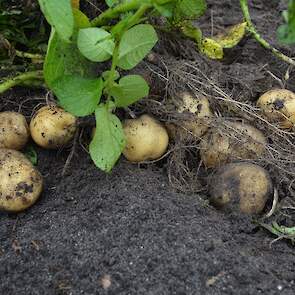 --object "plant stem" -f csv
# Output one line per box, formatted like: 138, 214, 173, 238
15, 50, 44, 61
126, 3, 152, 29
240, 0, 295, 66
0, 70, 43, 94
104, 44, 120, 94
104, 4, 152, 95
91, 0, 142, 27
91, 0, 174, 27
